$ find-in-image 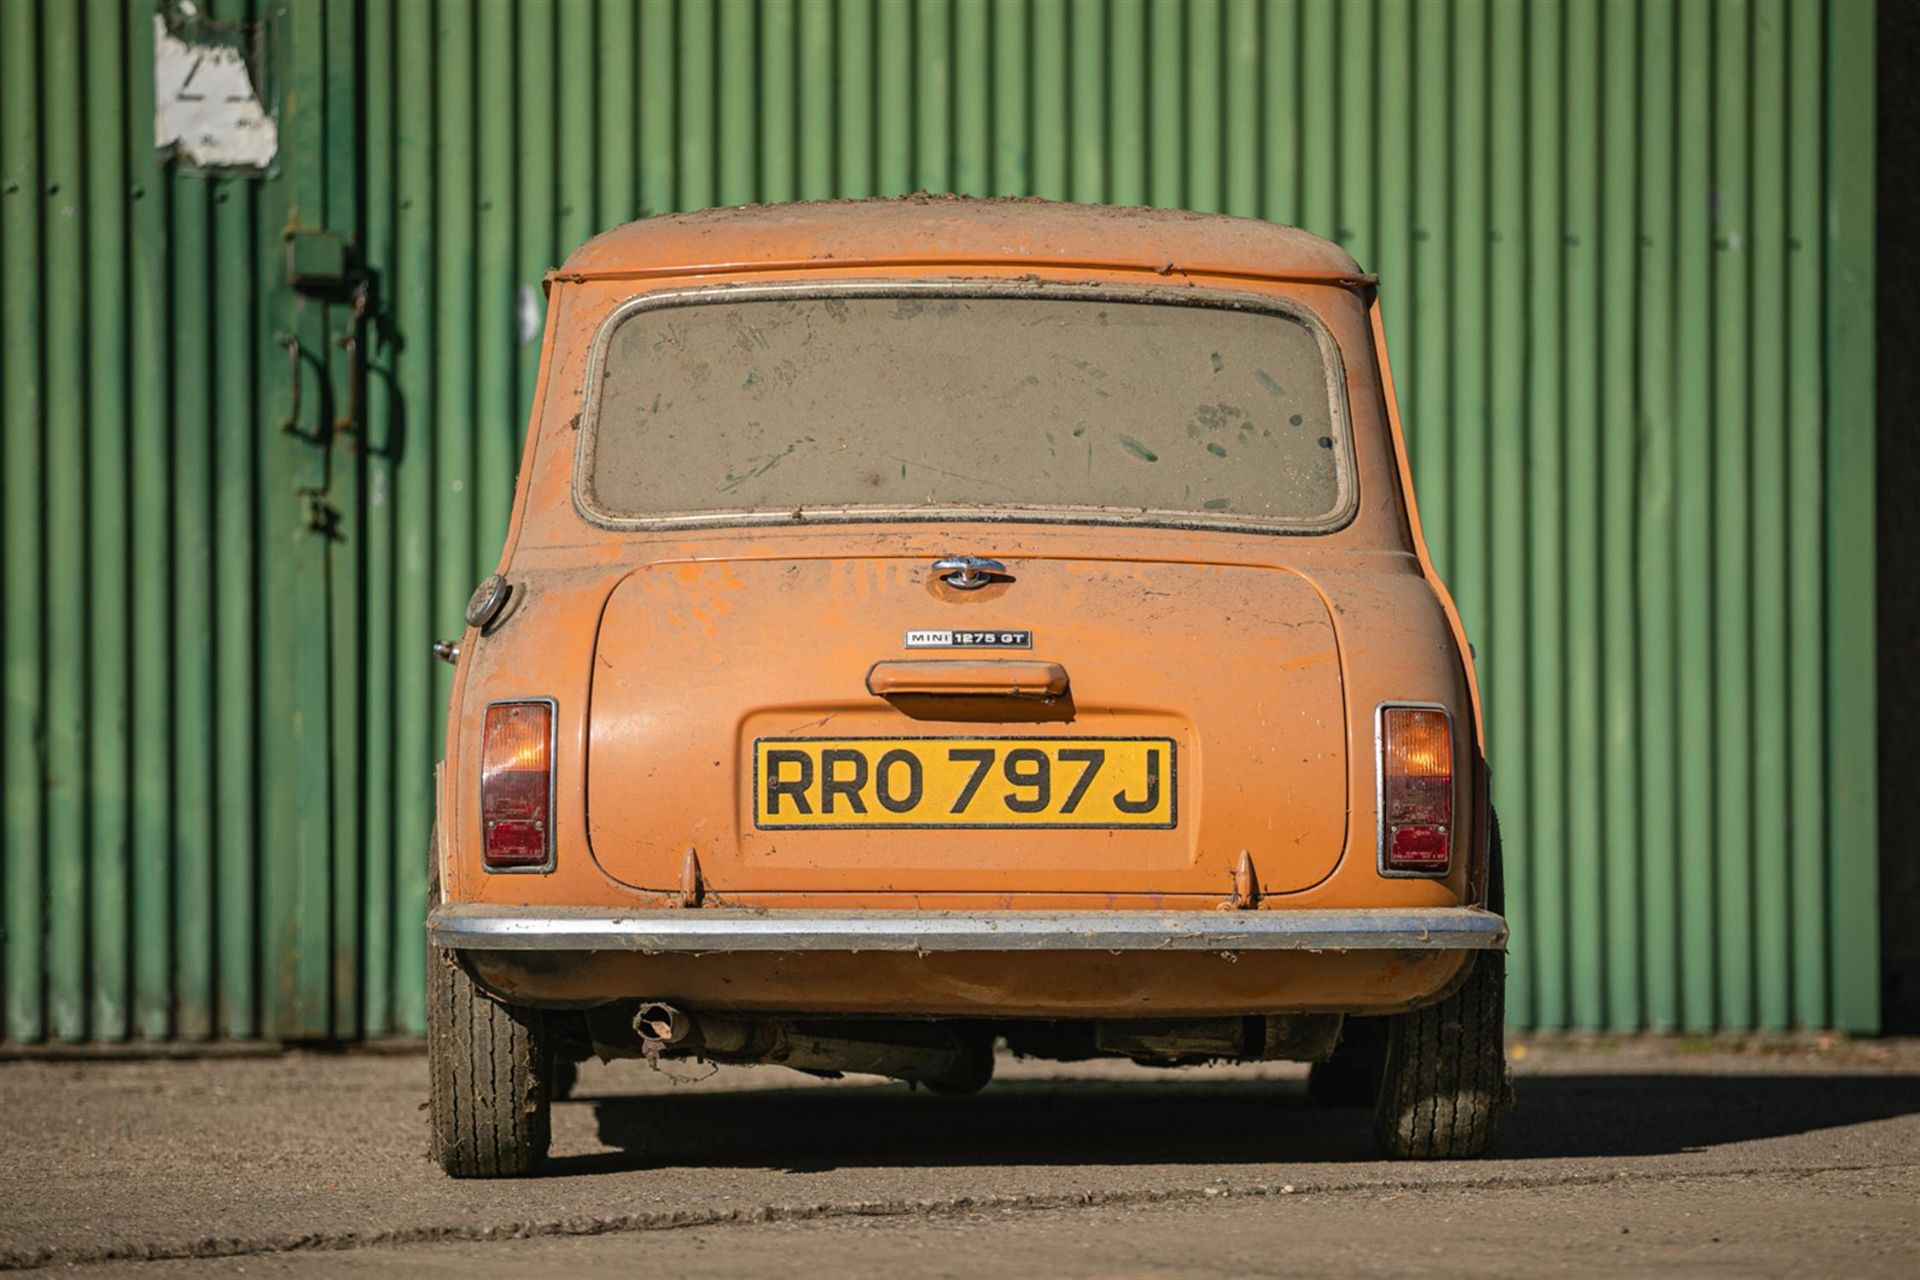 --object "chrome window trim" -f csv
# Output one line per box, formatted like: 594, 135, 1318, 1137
569, 278, 1360, 536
